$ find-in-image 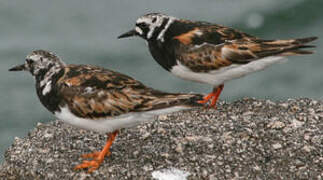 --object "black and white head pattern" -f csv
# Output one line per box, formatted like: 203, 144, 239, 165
24, 50, 65, 76
25, 50, 65, 96
134, 13, 177, 42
